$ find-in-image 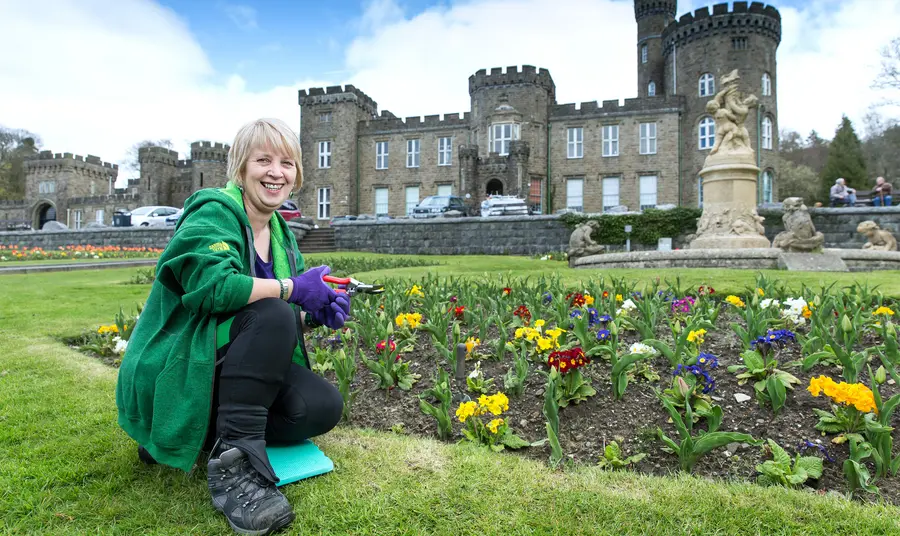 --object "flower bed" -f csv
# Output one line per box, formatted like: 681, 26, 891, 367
73, 273, 900, 503
0, 244, 162, 262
